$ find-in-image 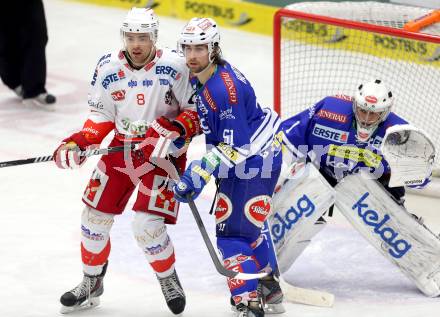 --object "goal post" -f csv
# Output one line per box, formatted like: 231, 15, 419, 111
273, 2, 440, 178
